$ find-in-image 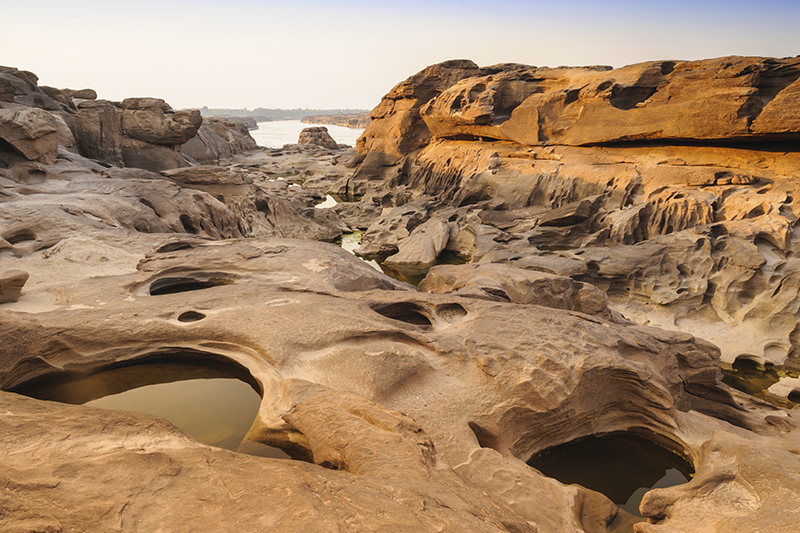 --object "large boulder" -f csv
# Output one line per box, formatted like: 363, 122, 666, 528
298, 126, 339, 149
182, 118, 258, 164
121, 97, 202, 146
64, 99, 191, 171
381, 215, 450, 278
0, 108, 59, 164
